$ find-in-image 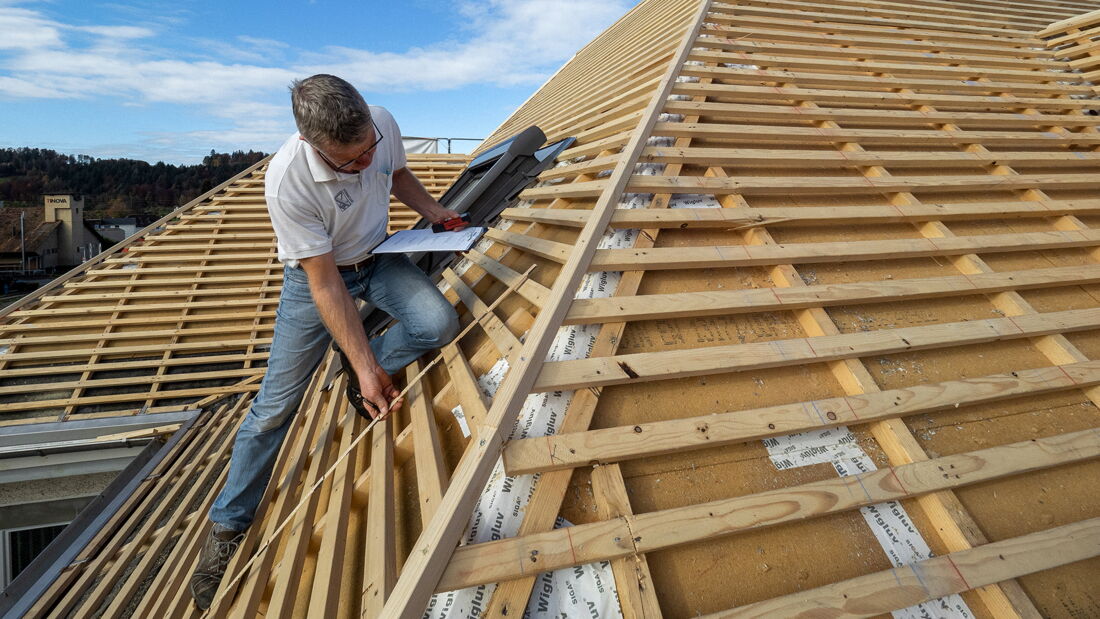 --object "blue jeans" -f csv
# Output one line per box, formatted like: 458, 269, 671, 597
209, 254, 459, 531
